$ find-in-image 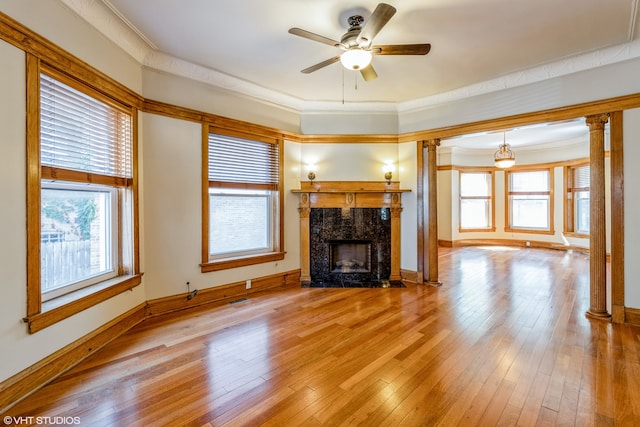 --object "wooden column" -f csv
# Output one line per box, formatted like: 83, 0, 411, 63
609, 111, 625, 323
299, 193, 311, 283
424, 139, 442, 286
390, 194, 402, 281
586, 114, 610, 320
